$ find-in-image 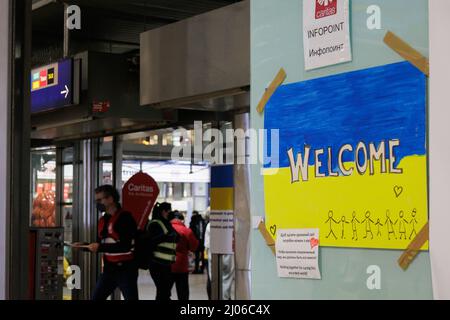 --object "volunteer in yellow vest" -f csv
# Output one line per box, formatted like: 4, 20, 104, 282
147, 202, 178, 300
